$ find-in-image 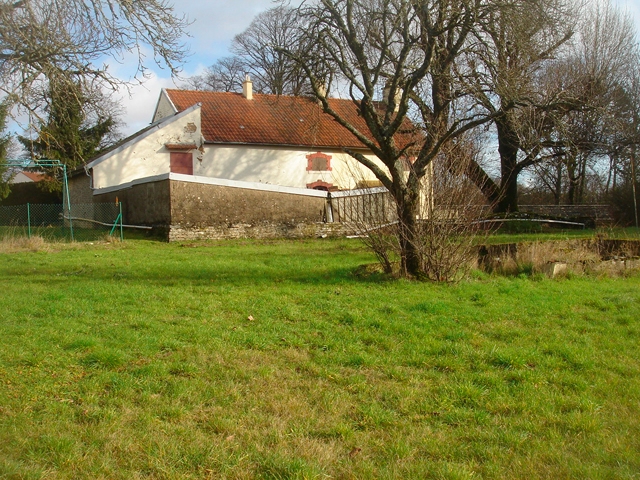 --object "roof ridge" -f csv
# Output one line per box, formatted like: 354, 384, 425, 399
164, 88, 361, 105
